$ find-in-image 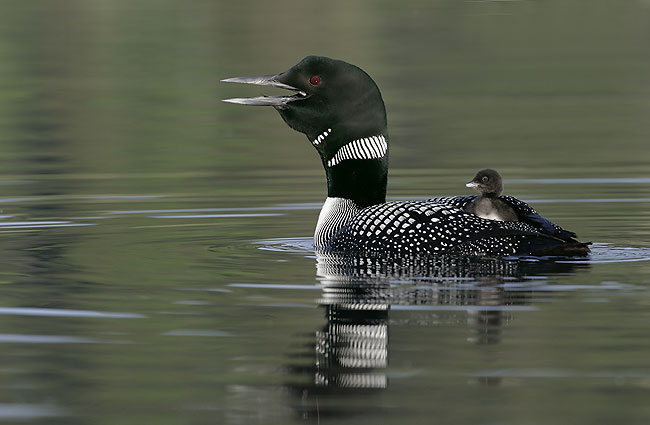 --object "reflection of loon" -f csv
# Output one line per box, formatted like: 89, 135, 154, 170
315, 301, 389, 389
283, 253, 588, 423
223, 56, 589, 257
